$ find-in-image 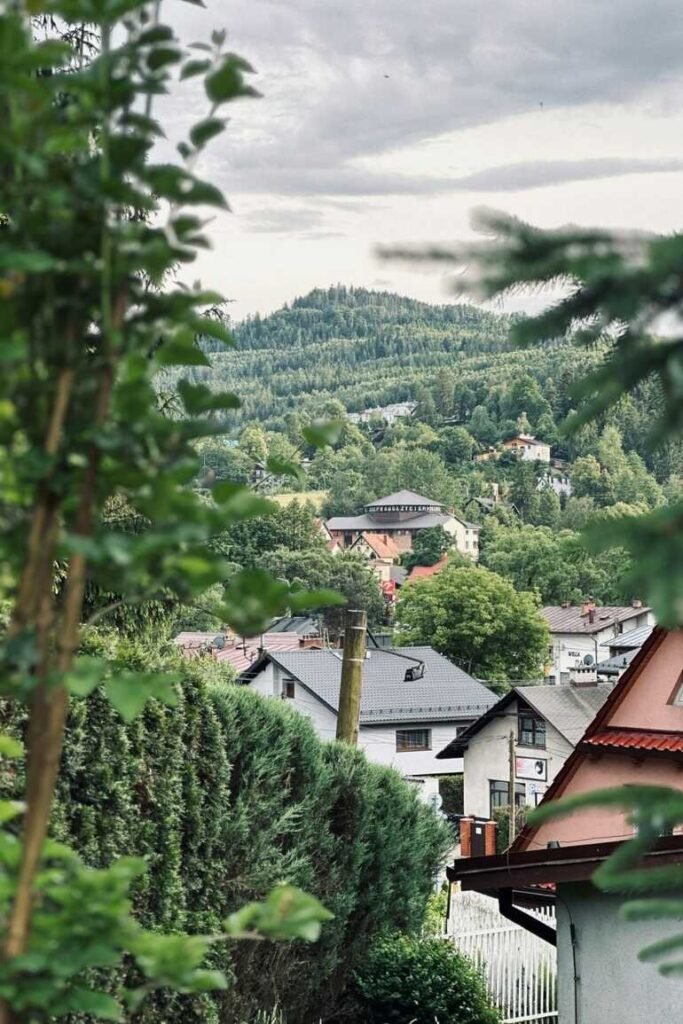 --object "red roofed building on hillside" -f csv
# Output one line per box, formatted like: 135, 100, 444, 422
407, 554, 448, 581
